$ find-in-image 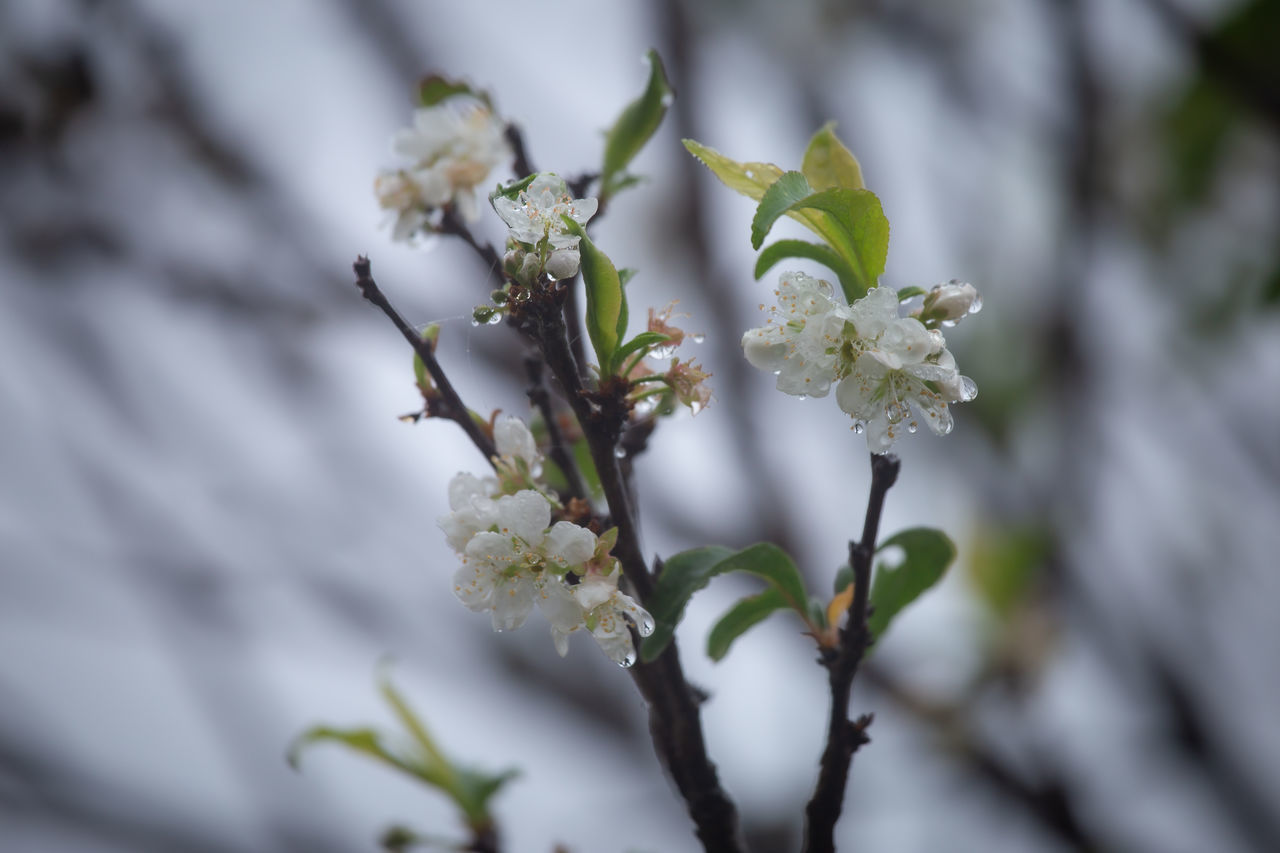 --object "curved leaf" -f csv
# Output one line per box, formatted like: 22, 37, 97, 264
754, 239, 861, 297
682, 138, 784, 201
707, 587, 790, 661
641, 542, 813, 662
602, 50, 673, 198
561, 217, 628, 375
868, 527, 956, 640
641, 546, 734, 661
751, 171, 816, 249
802, 122, 864, 191
613, 331, 672, 366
